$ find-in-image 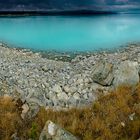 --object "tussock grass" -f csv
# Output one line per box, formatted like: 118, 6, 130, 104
34, 85, 140, 140
0, 96, 22, 140
0, 84, 140, 140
